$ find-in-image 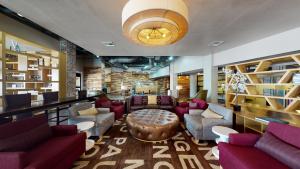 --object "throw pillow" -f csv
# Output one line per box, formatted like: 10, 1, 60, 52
160, 96, 171, 105
100, 100, 111, 108
148, 95, 157, 105
179, 102, 189, 107
255, 132, 300, 169
201, 108, 223, 119
78, 107, 98, 115
189, 102, 198, 109
133, 96, 143, 105
189, 109, 204, 115
0, 123, 52, 151
192, 99, 208, 109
